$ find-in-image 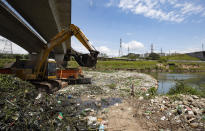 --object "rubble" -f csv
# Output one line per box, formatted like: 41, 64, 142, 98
136, 94, 205, 130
